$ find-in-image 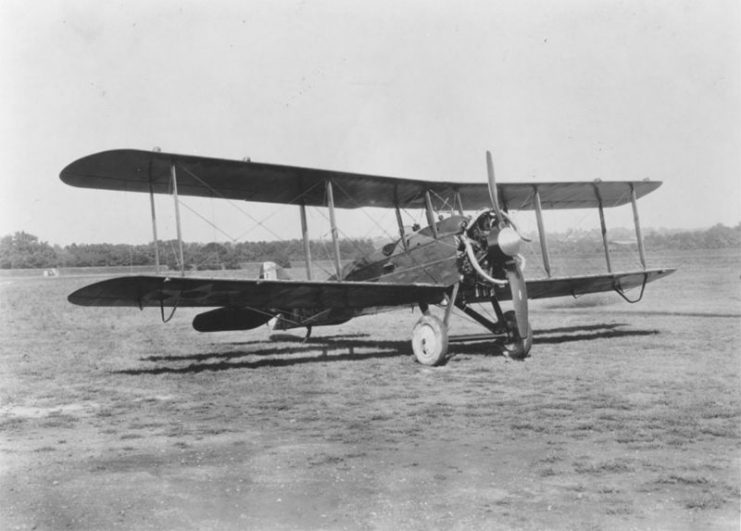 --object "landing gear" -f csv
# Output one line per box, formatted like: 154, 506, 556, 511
409, 281, 531, 365
502, 310, 532, 360
494, 292, 532, 359
411, 314, 449, 366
